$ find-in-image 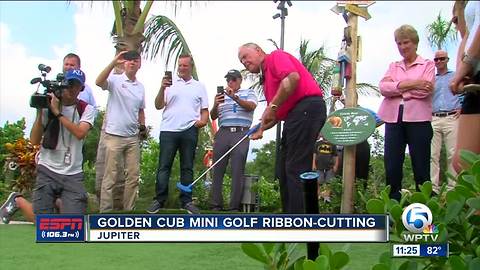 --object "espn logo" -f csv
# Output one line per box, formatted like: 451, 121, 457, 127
39, 218, 83, 230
